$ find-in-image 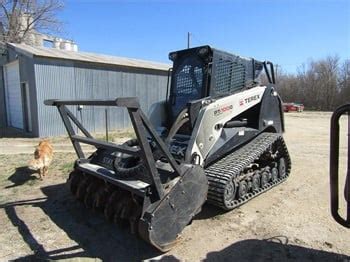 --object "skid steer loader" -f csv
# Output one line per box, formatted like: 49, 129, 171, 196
45, 45, 291, 251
